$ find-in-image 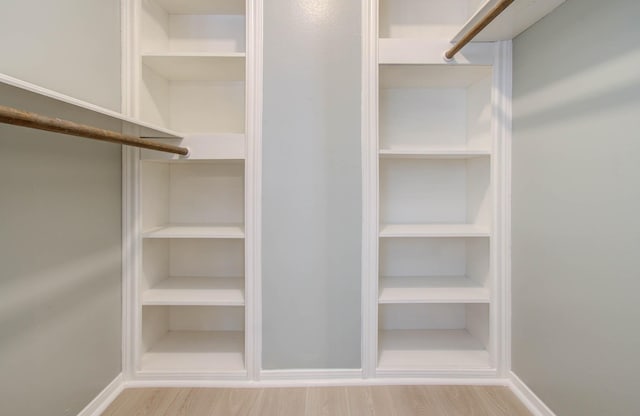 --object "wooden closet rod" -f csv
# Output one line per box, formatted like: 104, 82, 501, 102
0, 104, 189, 156
444, 0, 515, 61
